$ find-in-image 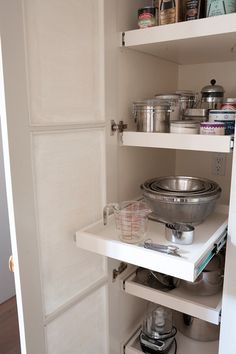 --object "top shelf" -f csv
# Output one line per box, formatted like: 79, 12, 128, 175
121, 13, 236, 64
